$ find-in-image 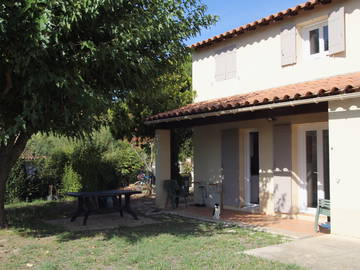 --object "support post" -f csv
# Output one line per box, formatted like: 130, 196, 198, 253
155, 129, 171, 208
